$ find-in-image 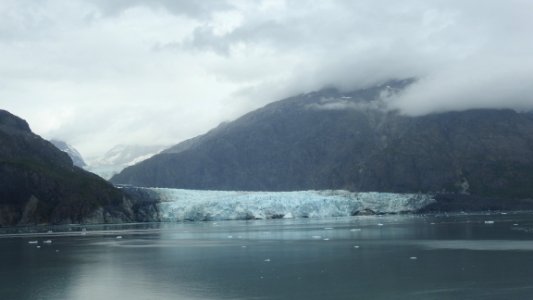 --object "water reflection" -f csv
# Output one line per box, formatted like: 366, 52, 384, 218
2, 213, 533, 299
